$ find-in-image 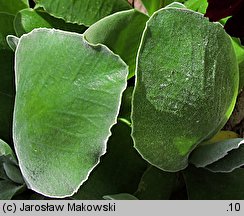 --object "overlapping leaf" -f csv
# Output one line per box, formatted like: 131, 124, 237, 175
14, 8, 86, 37
0, 139, 25, 200
34, 0, 132, 26
141, 0, 186, 15
131, 8, 239, 171
184, 0, 208, 14
14, 28, 128, 197
85, 9, 148, 78
190, 138, 244, 172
